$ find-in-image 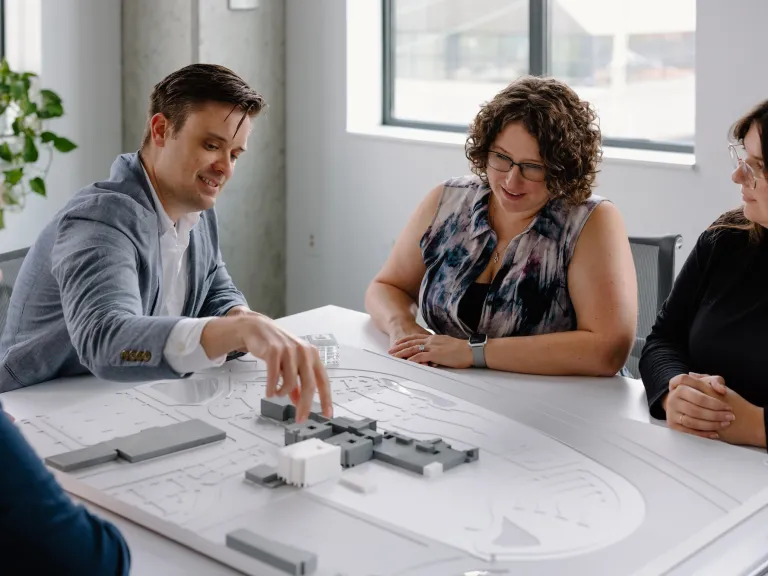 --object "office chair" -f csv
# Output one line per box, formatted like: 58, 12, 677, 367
0, 247, 29, 337
626, 235, 683, 378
